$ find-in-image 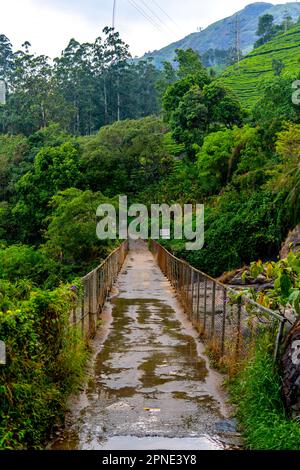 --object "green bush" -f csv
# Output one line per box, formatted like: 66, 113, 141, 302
0, 245, 58, 286
165, 188, 285, 277
43, 188, 117, 270
229, 335, 300, 450
0, 283, 87, 449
